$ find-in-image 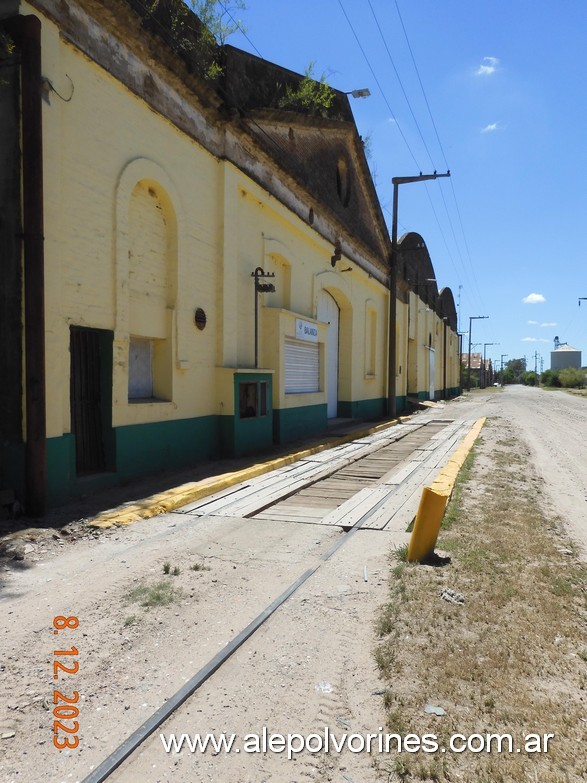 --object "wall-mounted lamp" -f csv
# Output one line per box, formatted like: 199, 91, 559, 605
251, 267, 276, 368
